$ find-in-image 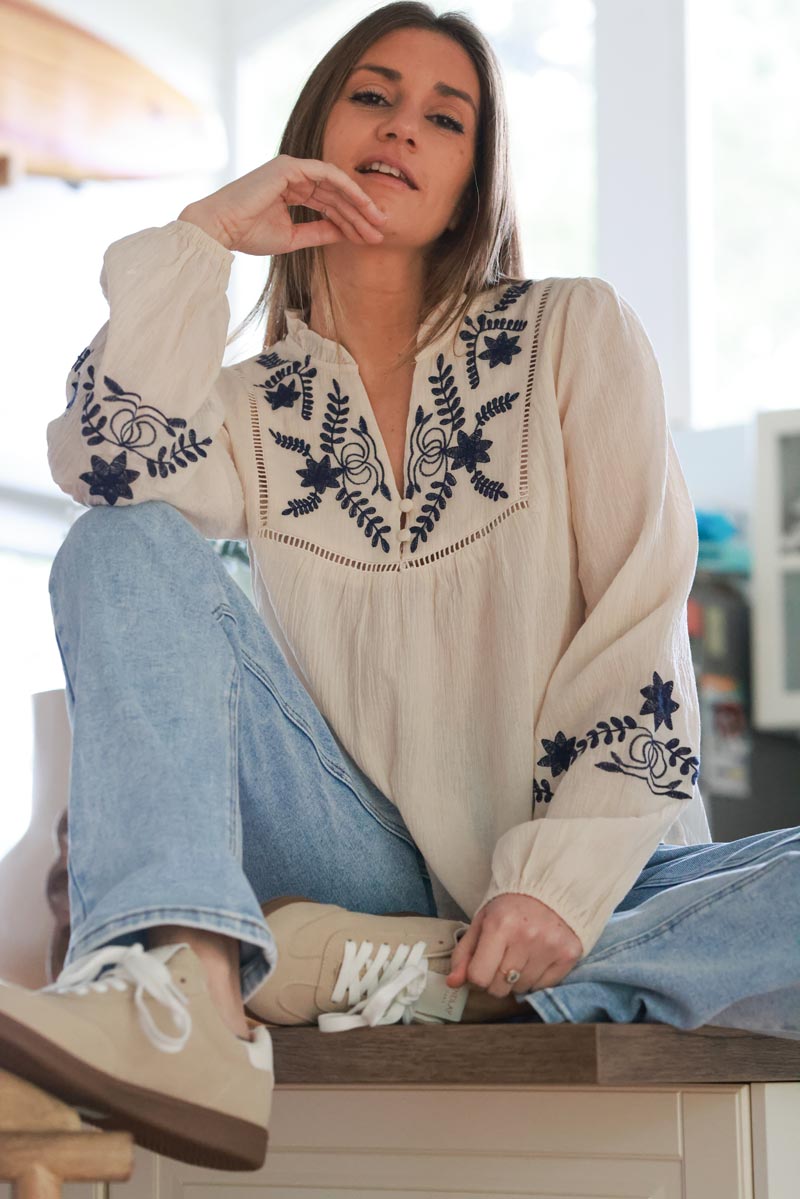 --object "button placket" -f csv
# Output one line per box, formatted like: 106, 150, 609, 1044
397, 497, 414, 566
